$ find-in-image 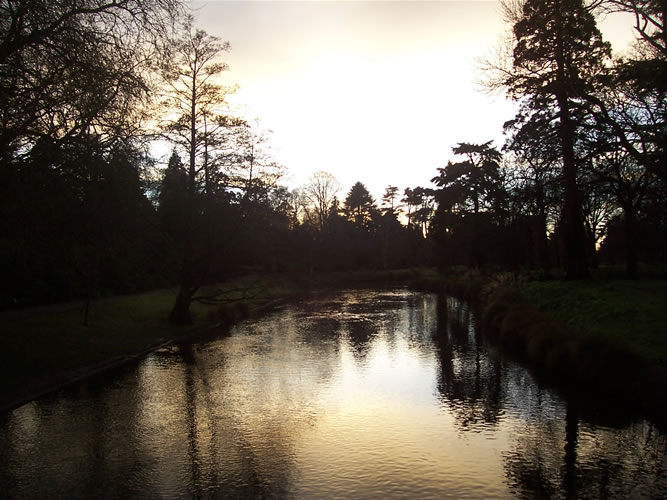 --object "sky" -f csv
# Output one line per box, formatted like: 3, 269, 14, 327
188, 0, 637, 201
